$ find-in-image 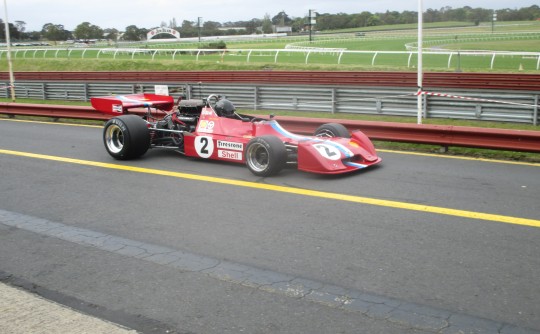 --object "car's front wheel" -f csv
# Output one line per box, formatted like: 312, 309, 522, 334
245, 135, 287, 176
314, 123, 350, 138
103, 115, 150, 160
